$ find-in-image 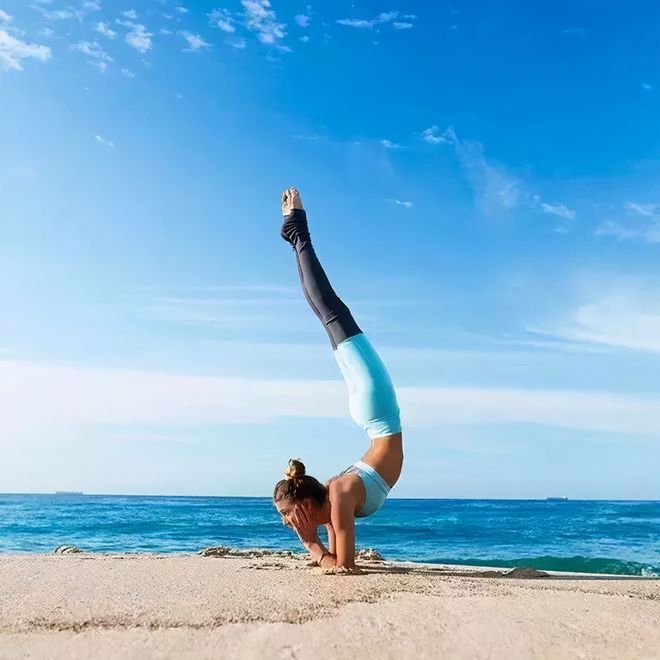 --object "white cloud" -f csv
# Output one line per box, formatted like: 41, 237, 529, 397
388, 198, 413, 208
95, 21, 116, 39
227, 36, 247, 49
294, 14, 310, 28
175, 5, 188, 13
430, 126, 520, 213
421, 125, 452, 144
181, 31, 210, 52
242, 0, 287, 47
1, 360, 659, 439
0, 29, 51, 71
37, 2, 99, 21
336, 18, 373, 28
540, 202, 576, 220
125, 23, 152, 53
38, 27, 55, 37
528, 283, 660, 353
337, 11, 413, 29
208, 8, 235, 33
121, 67, 135, 78
74, 40, 113, 71
641, 83, 653, 91
38, 8, 78, 20
381, 139, 401, 149
95, 134, 114, 147
625, 201, 660, 218
596, 202, 660, 244
299, 35, 309, 43
122, 9, 138, 20
0, 10, 11, 22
